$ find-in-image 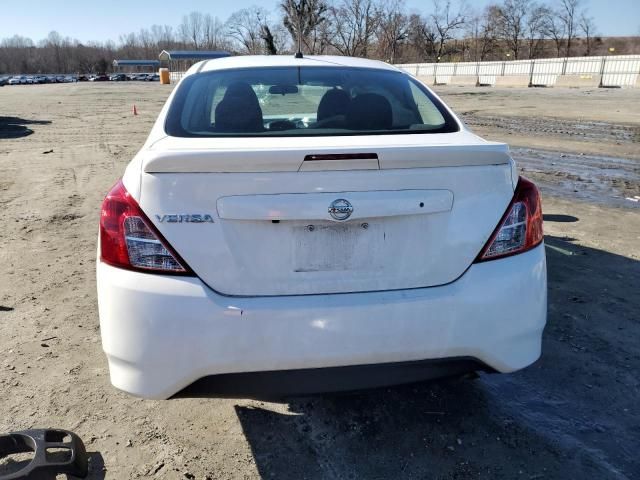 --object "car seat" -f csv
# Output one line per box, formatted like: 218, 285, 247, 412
346, 93, 393, 130
215, 82, 264, 133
